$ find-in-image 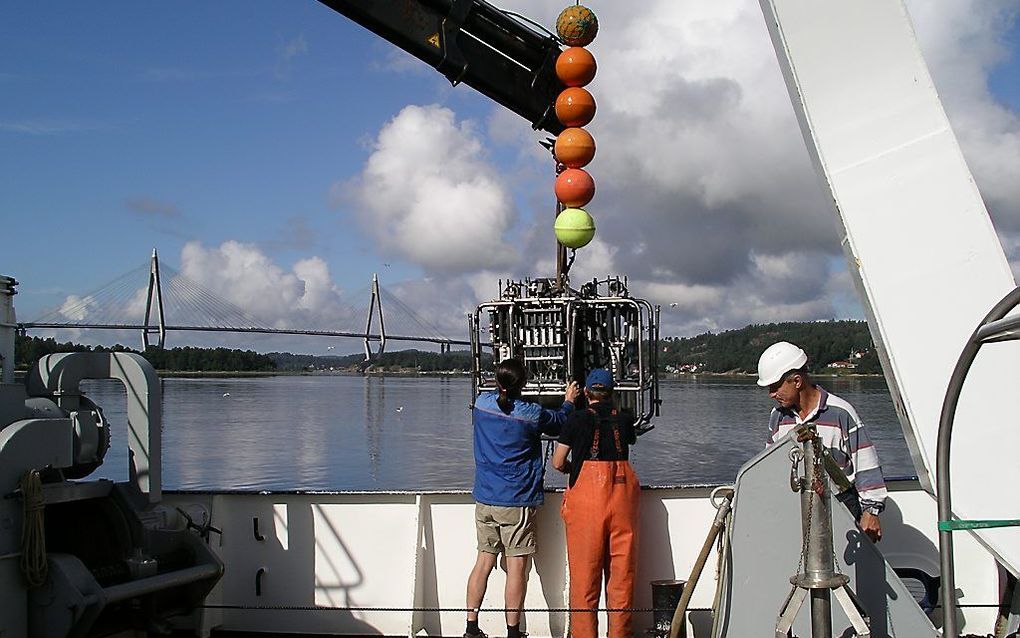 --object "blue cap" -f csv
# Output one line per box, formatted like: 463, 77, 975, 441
585, 369, 614, 390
